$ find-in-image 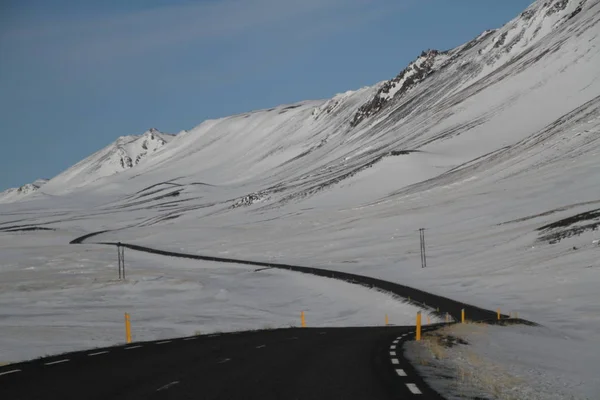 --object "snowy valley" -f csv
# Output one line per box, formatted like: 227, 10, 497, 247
1, 0, 600, 397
